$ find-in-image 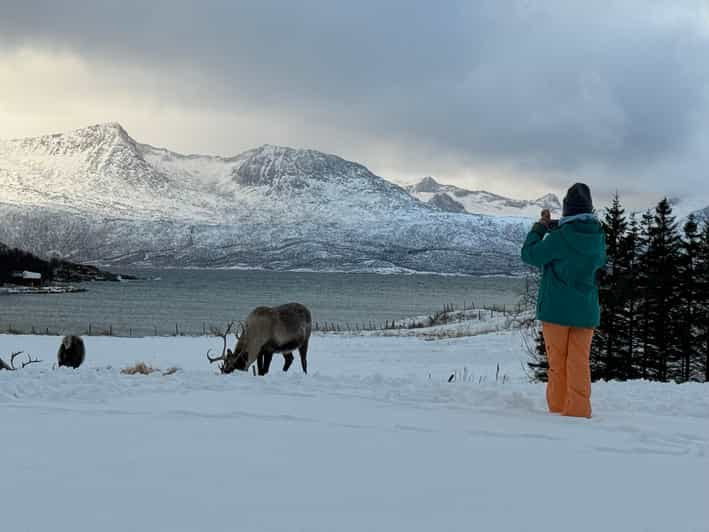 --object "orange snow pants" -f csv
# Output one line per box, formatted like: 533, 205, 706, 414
542, 322, 594, 418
